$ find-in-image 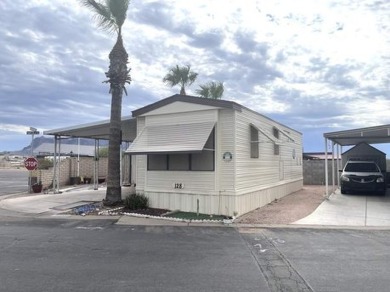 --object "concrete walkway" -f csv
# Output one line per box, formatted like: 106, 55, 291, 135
0, 186, 224, 226
2, 186, 390, 227
294, 189, 390, 227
